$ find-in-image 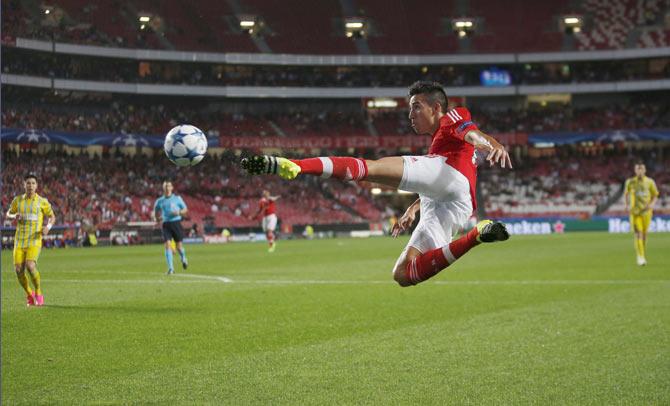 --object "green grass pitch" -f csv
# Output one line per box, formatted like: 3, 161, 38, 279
2, 232, 669, 404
